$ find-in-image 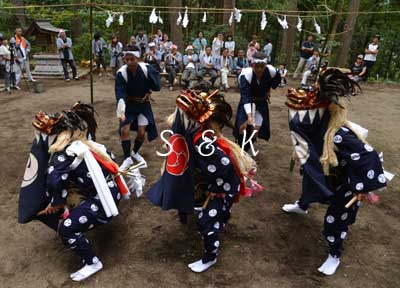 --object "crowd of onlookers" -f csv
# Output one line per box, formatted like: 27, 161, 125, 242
0, 26, 381, 94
